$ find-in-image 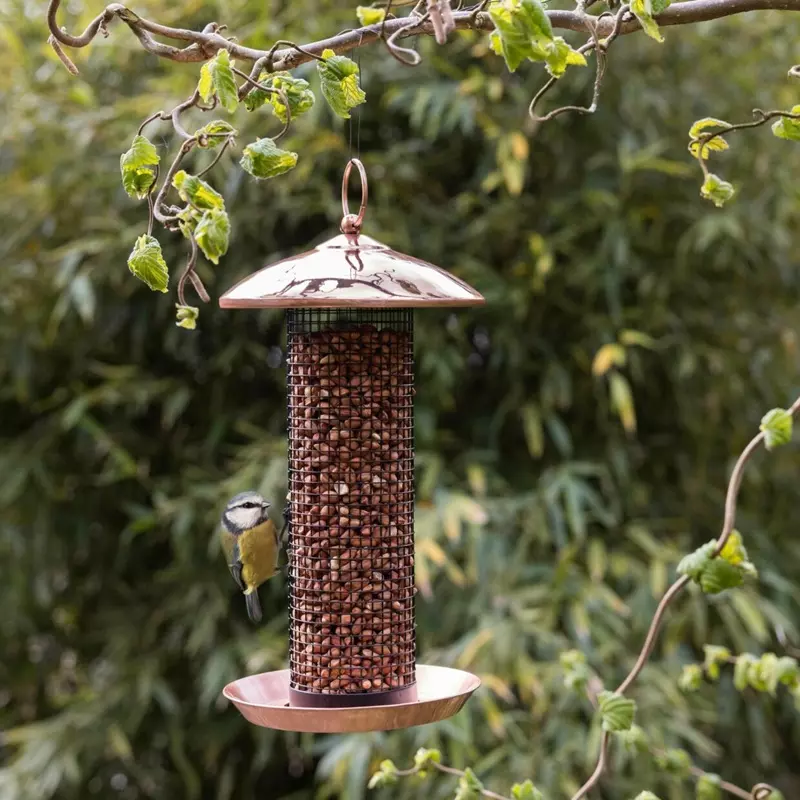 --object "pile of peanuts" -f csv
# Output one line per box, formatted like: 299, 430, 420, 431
287, 323, 416, 695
